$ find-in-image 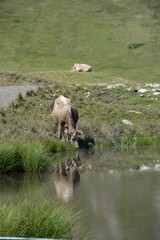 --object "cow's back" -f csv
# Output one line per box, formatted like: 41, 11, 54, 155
52, 95, 72, 125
